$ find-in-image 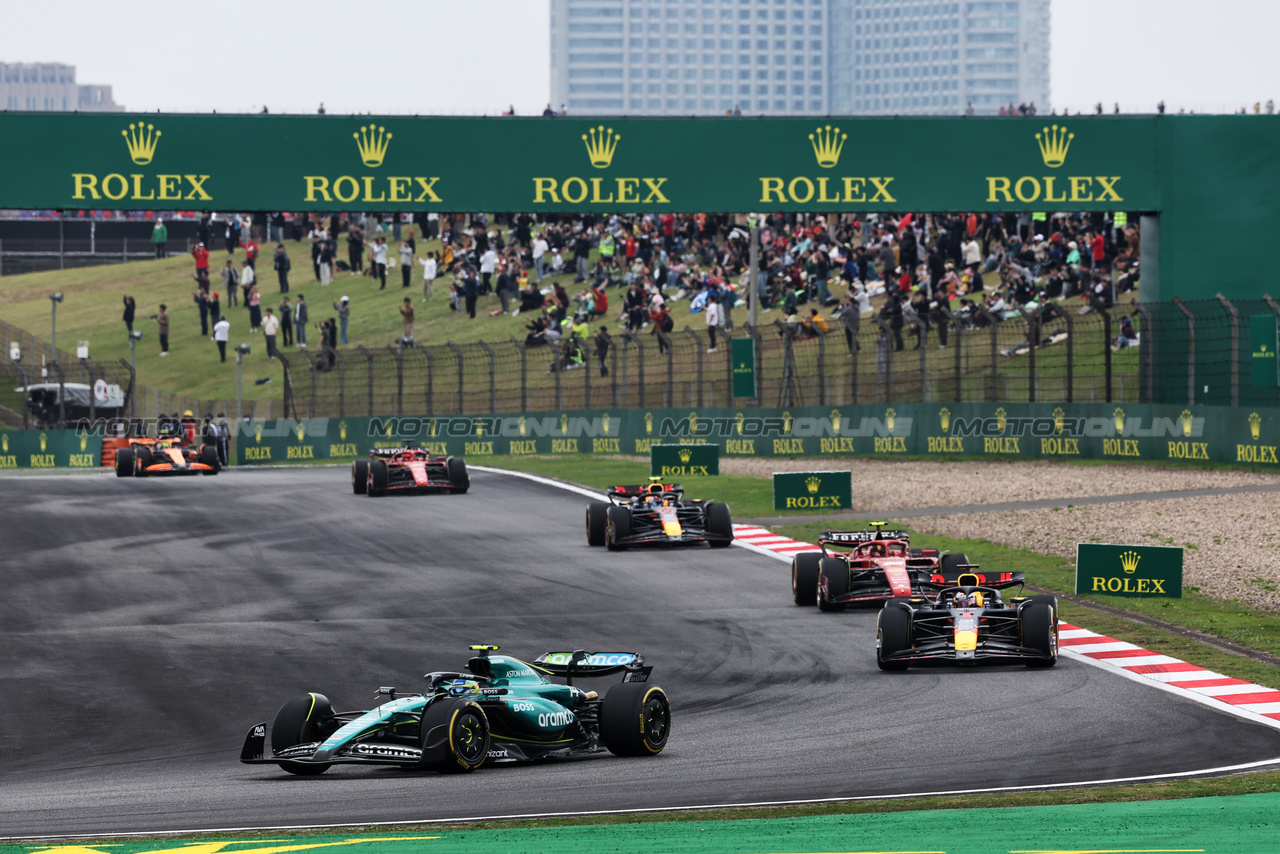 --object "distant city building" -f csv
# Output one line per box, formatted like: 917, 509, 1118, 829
549, 0, 1049, 118
1, 62, 121, 113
